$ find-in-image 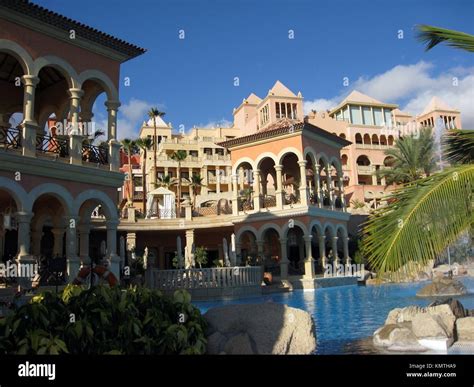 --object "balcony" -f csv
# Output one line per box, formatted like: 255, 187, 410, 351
355, 143, 390, 150
357, 165, 376, 175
